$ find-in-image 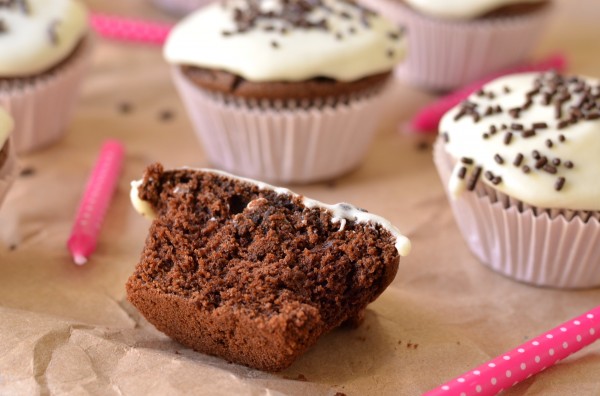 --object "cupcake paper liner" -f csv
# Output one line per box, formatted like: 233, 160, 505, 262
150, 0, 208, 16
434, 140, 600, 289
0, 139, 18, 208
361, 0, 551, 91
0, 35, 93, 154
171, 66, 387, 184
